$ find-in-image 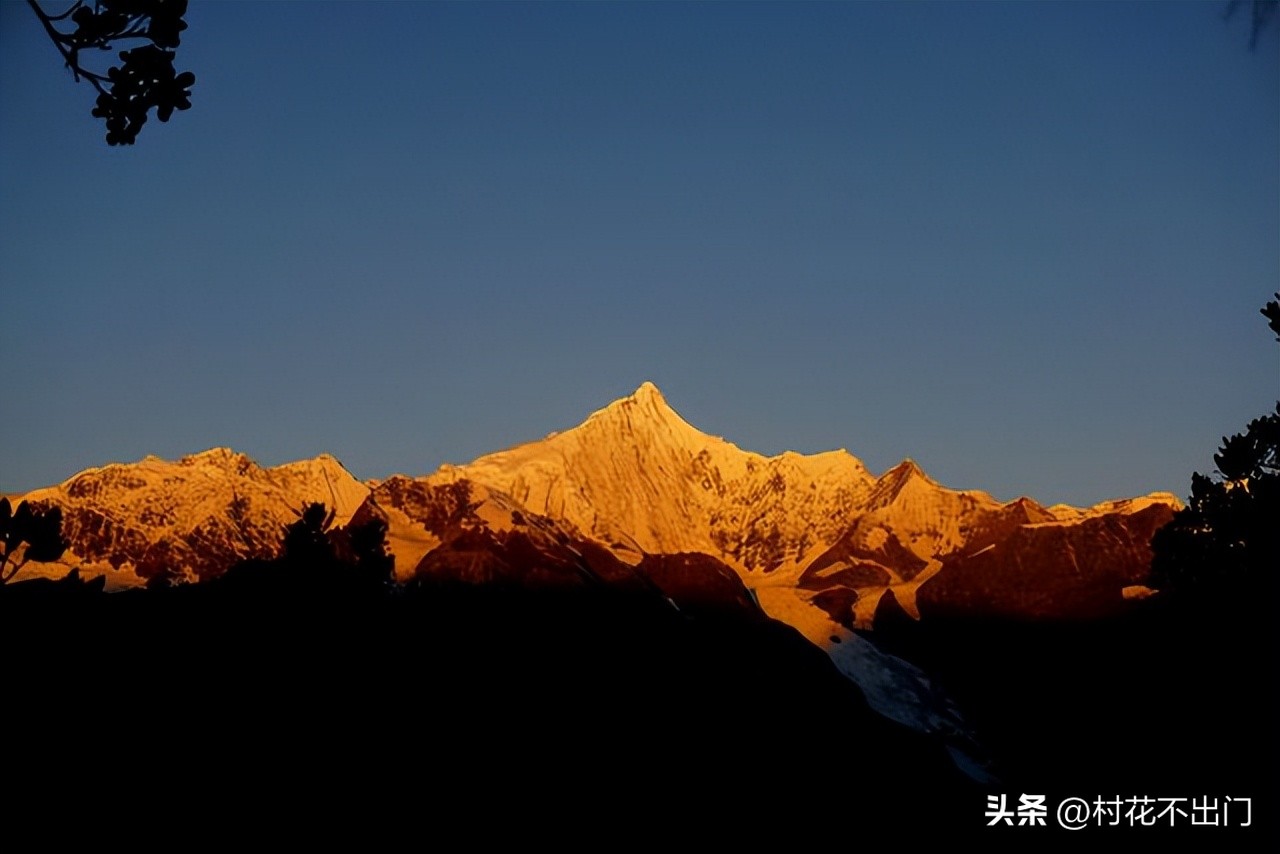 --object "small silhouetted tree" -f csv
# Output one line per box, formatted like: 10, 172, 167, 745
333, 515, 396, 588
281, 502, 338, 566
27, 0, 195, 145
221, 502, 394, 595
0, 498, 68, 584
1150, 294, 1280, 598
